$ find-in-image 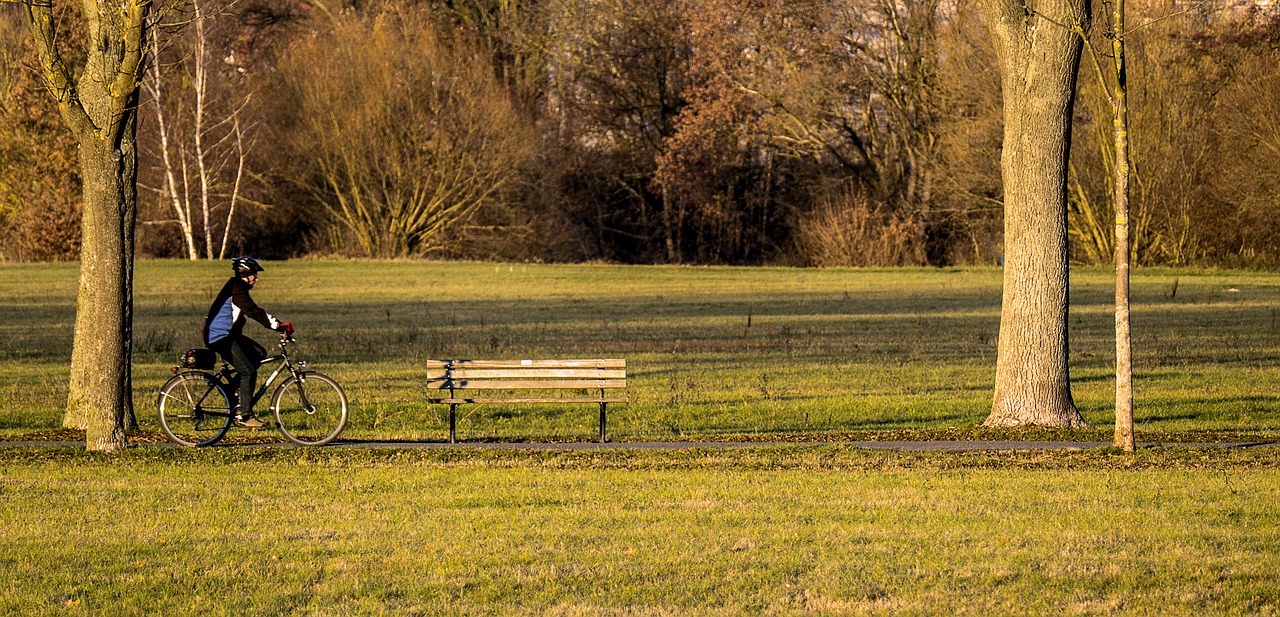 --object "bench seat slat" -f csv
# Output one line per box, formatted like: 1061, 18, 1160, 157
428, 368, 627, 379
427, 359, 625, 369
427, 379, 626, 390
426, 358, 629, 444
428, 397, 630, 404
